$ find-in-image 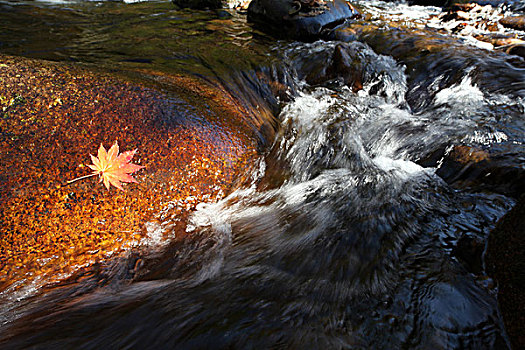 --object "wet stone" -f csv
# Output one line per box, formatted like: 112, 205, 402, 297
407, 0, 454, 6
507, 43, 525, 58
406, 0, 525, 11
436, 145, 525, 197
500, 16, 525, 31
247, 0, 359, 40
452, 235, 485, 274
486, 195, 525, 349
327, 43, 365, 91
286, 41, 392, 92
0, 55, 262, 293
